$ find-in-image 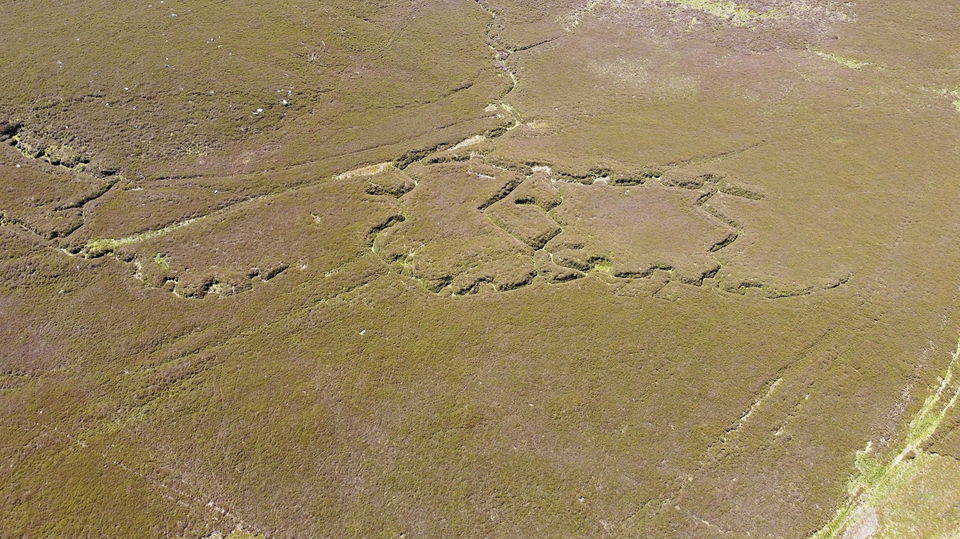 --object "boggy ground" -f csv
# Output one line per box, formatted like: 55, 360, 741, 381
3, 0, 960, 537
